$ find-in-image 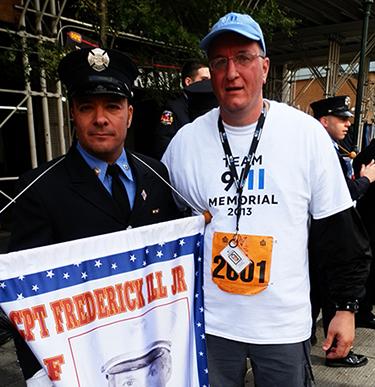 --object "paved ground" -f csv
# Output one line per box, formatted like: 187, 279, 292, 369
1, 319, 375, 387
